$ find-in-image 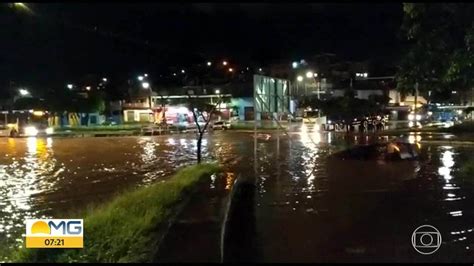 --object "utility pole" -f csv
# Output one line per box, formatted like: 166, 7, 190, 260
471, 86, 473, 121
317, 78, 321, 100
414, 82, 419, 118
